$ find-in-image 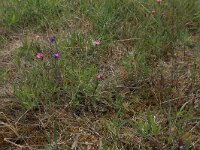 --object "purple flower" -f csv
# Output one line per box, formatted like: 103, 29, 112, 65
53, 53, 61, 59
49, 36, 56, 44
